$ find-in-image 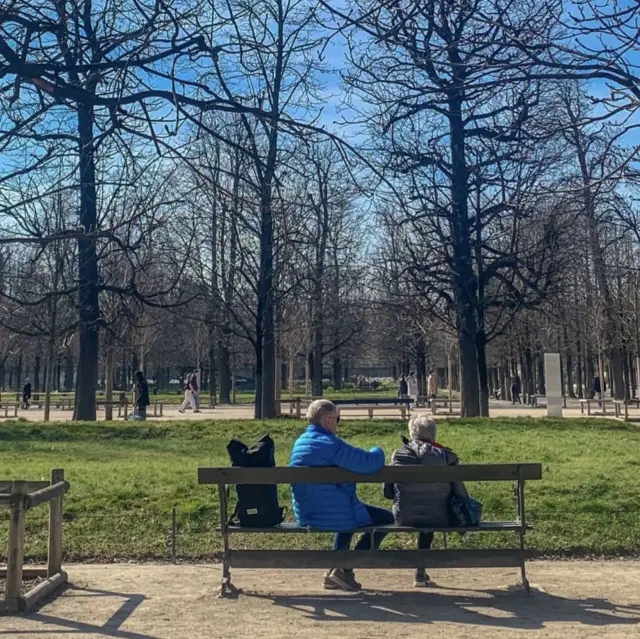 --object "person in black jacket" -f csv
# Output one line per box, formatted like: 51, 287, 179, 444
133, 370, 150, 421
398, 374, 408, 399
384, 414, 468, 587
22, 378, 32, 409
